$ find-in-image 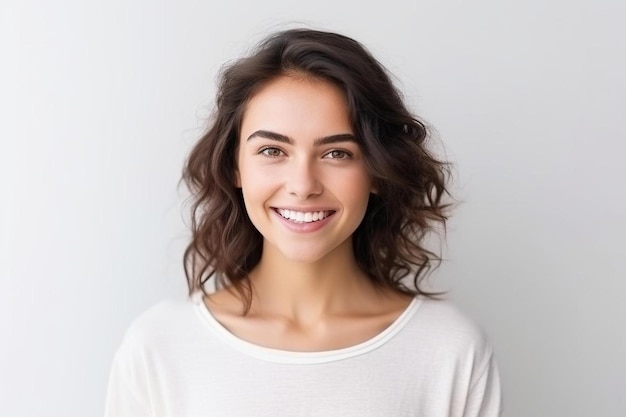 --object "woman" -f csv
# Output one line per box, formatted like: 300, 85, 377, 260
104, 28, 502, 416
